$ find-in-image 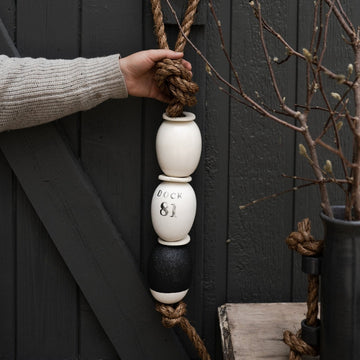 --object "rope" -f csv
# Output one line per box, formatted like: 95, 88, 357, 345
285, 218, 323, 257
283, 330, 319, 359
150, 2, 208, 357
150, 0, 200, 117
284, 218, 323, 359
156, 302, 212, 360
